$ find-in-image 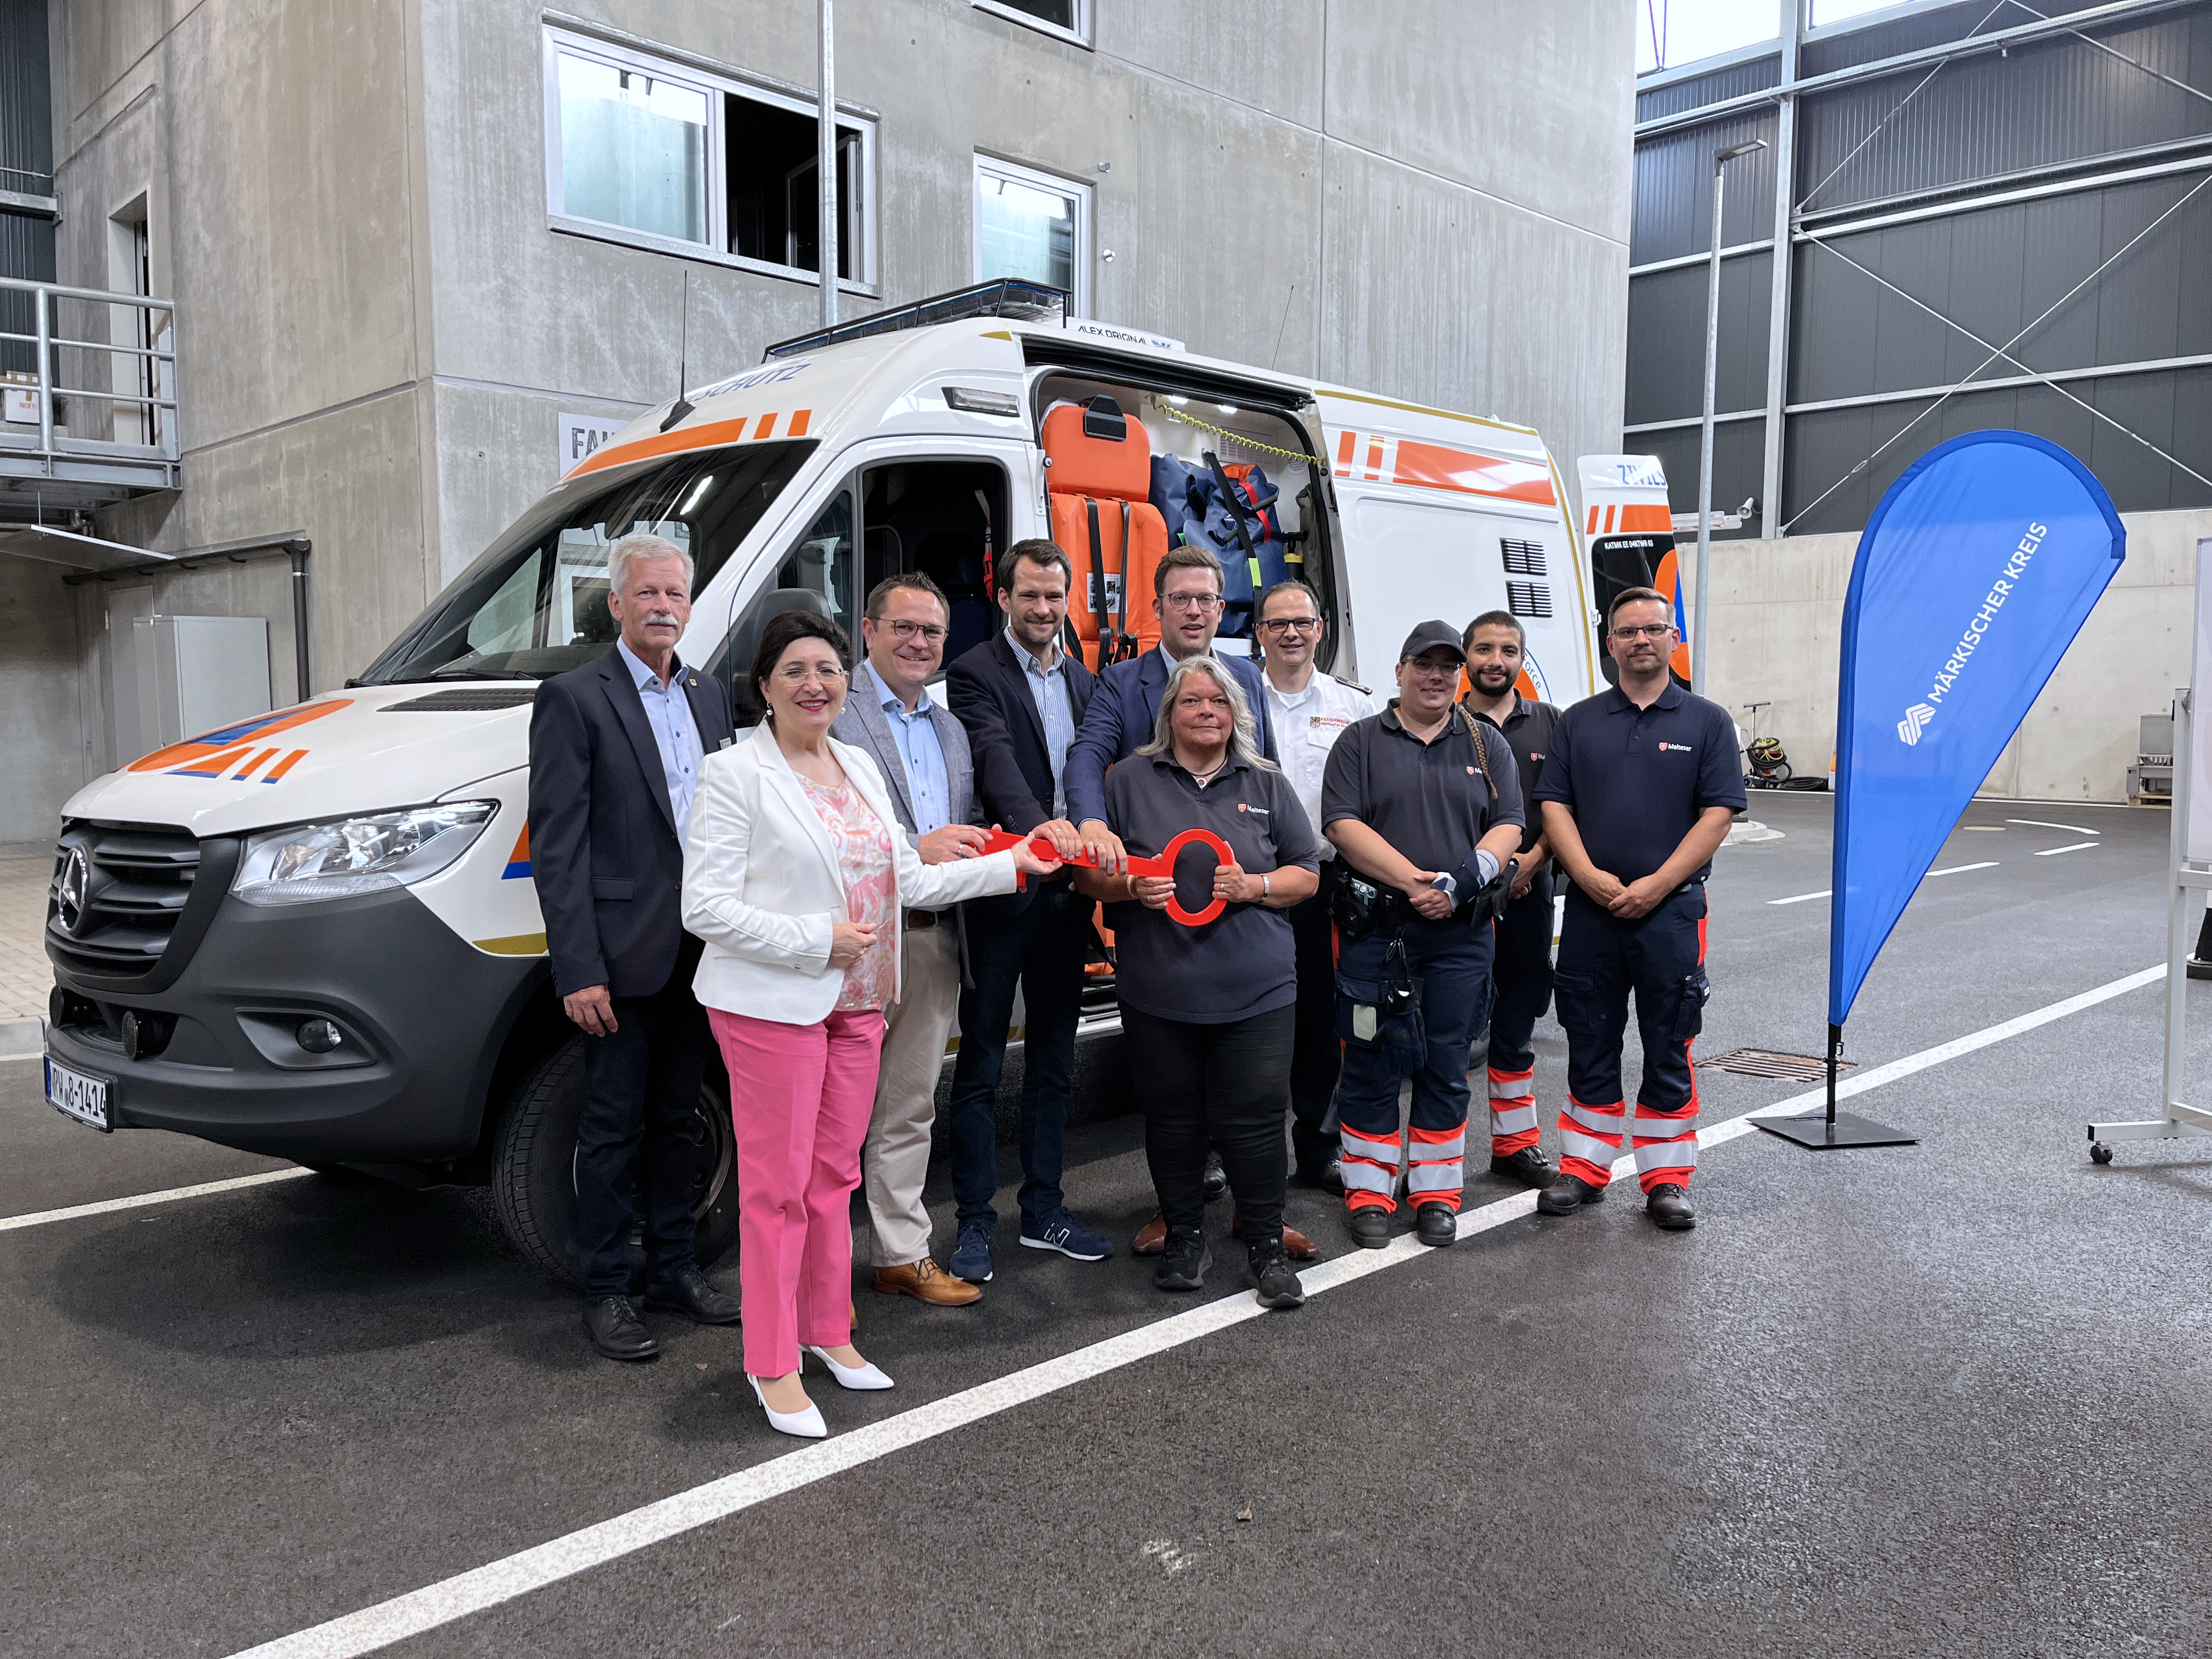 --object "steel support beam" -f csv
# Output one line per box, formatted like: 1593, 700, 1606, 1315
1634, 0, 2198, 139
1761, 0, 1802, 539
1629, 239, 1774, 278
